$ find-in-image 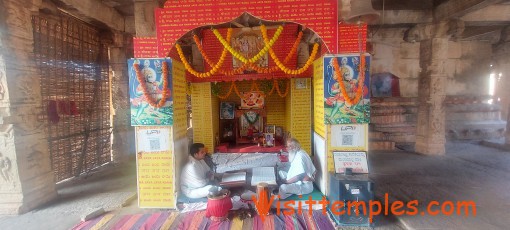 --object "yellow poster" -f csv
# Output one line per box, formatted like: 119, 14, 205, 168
136, 127, 175, 208
313, 57, 325, 138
